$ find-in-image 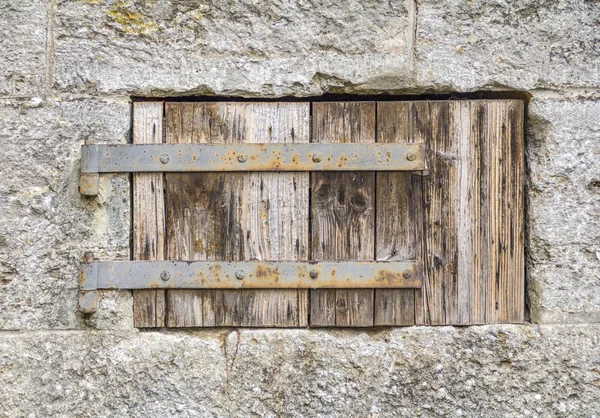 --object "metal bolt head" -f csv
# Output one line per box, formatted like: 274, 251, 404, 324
402, 270, 413, 279
309, 269, 319, 279
312, 153, 322, 163
160, 154, 170, 164
406, 152, 416, 162
235, 270, 246, 280
237, 153, 248, 163
160, 270, 170, 281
